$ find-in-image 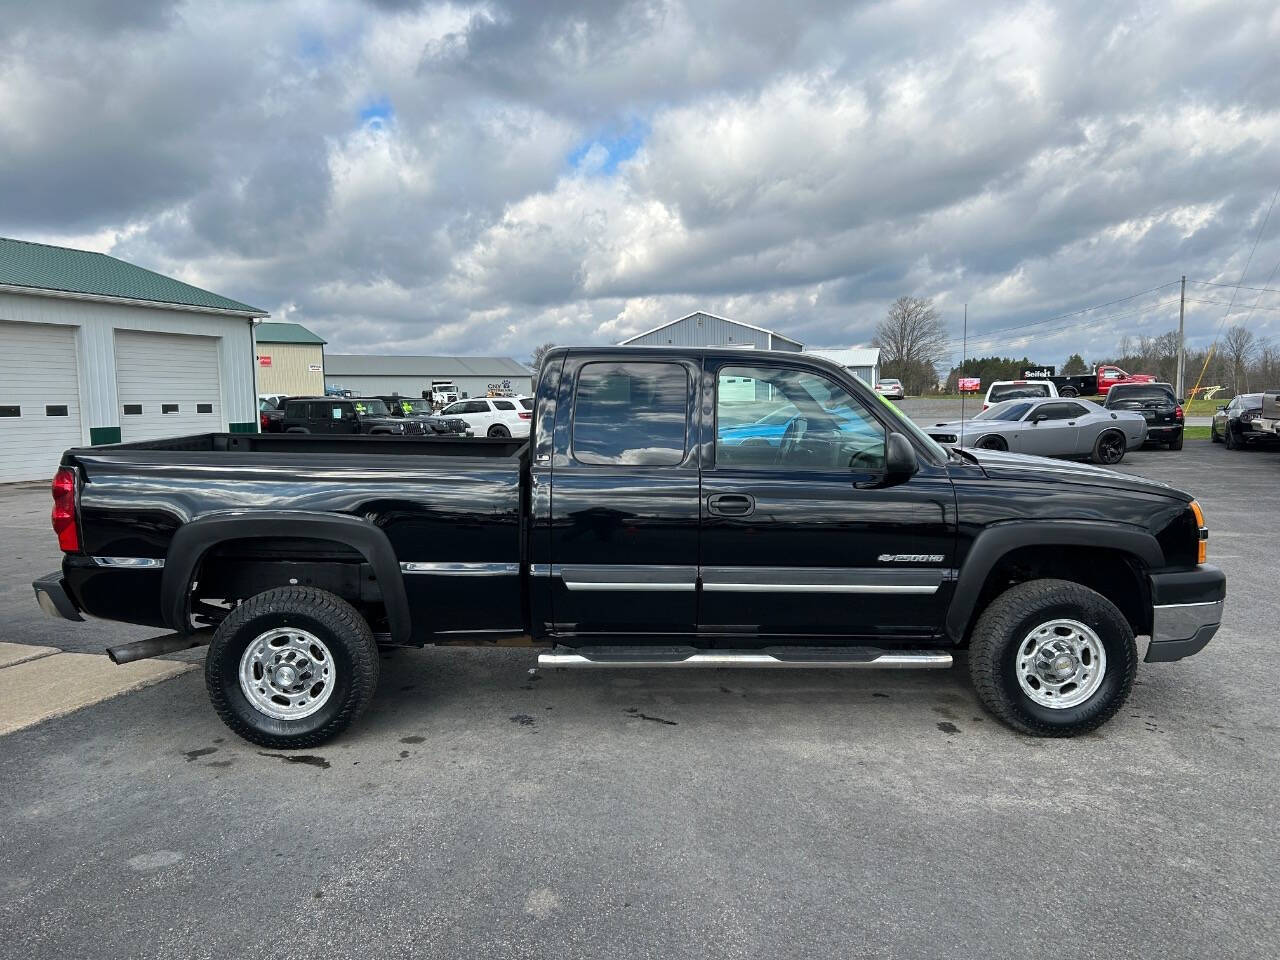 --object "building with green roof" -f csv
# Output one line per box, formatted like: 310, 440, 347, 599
0, 237, 268, 482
